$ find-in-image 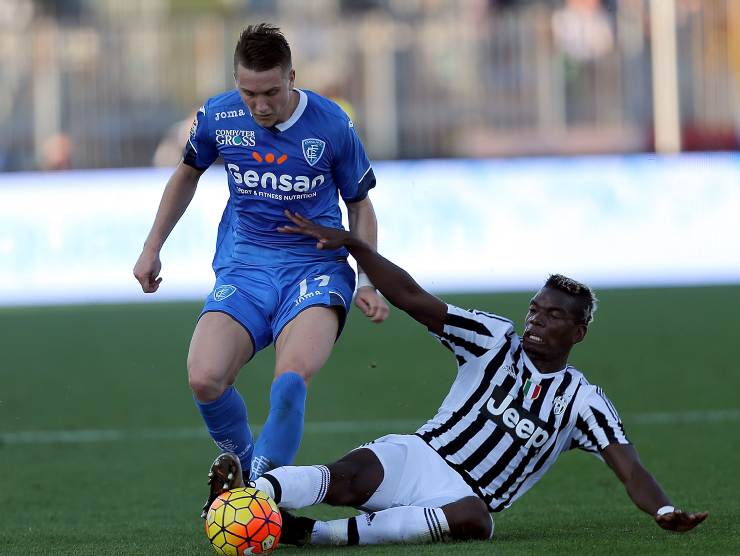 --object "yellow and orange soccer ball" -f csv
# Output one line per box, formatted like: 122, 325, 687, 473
205, 487, 282, 555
